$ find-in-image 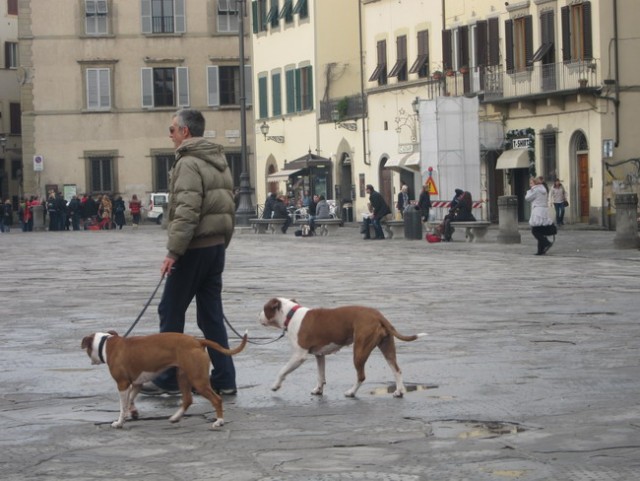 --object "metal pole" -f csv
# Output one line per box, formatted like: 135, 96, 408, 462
235, 0, 253, 226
